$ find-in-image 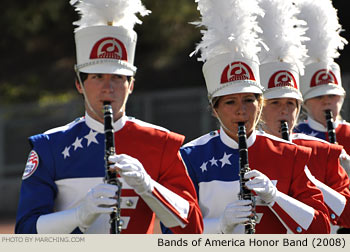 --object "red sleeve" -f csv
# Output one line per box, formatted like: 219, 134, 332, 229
158, 132, 203, 234
336, 124, 350, 154
326, 144, 350, 227
274, 145, 330, 233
